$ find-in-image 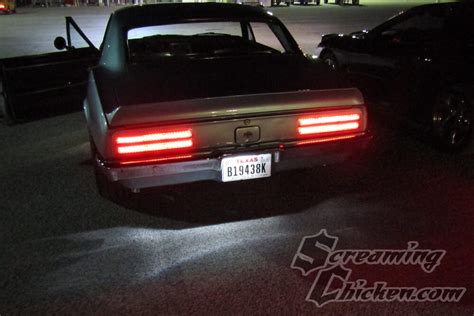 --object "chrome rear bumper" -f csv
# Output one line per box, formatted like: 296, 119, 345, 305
97, 134, 371, 190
